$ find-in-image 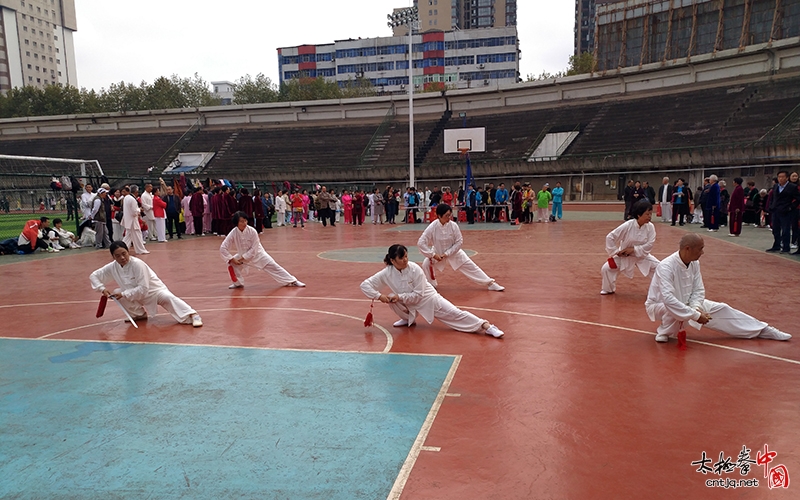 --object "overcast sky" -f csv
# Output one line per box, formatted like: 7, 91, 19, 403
73, 0, 574, 91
